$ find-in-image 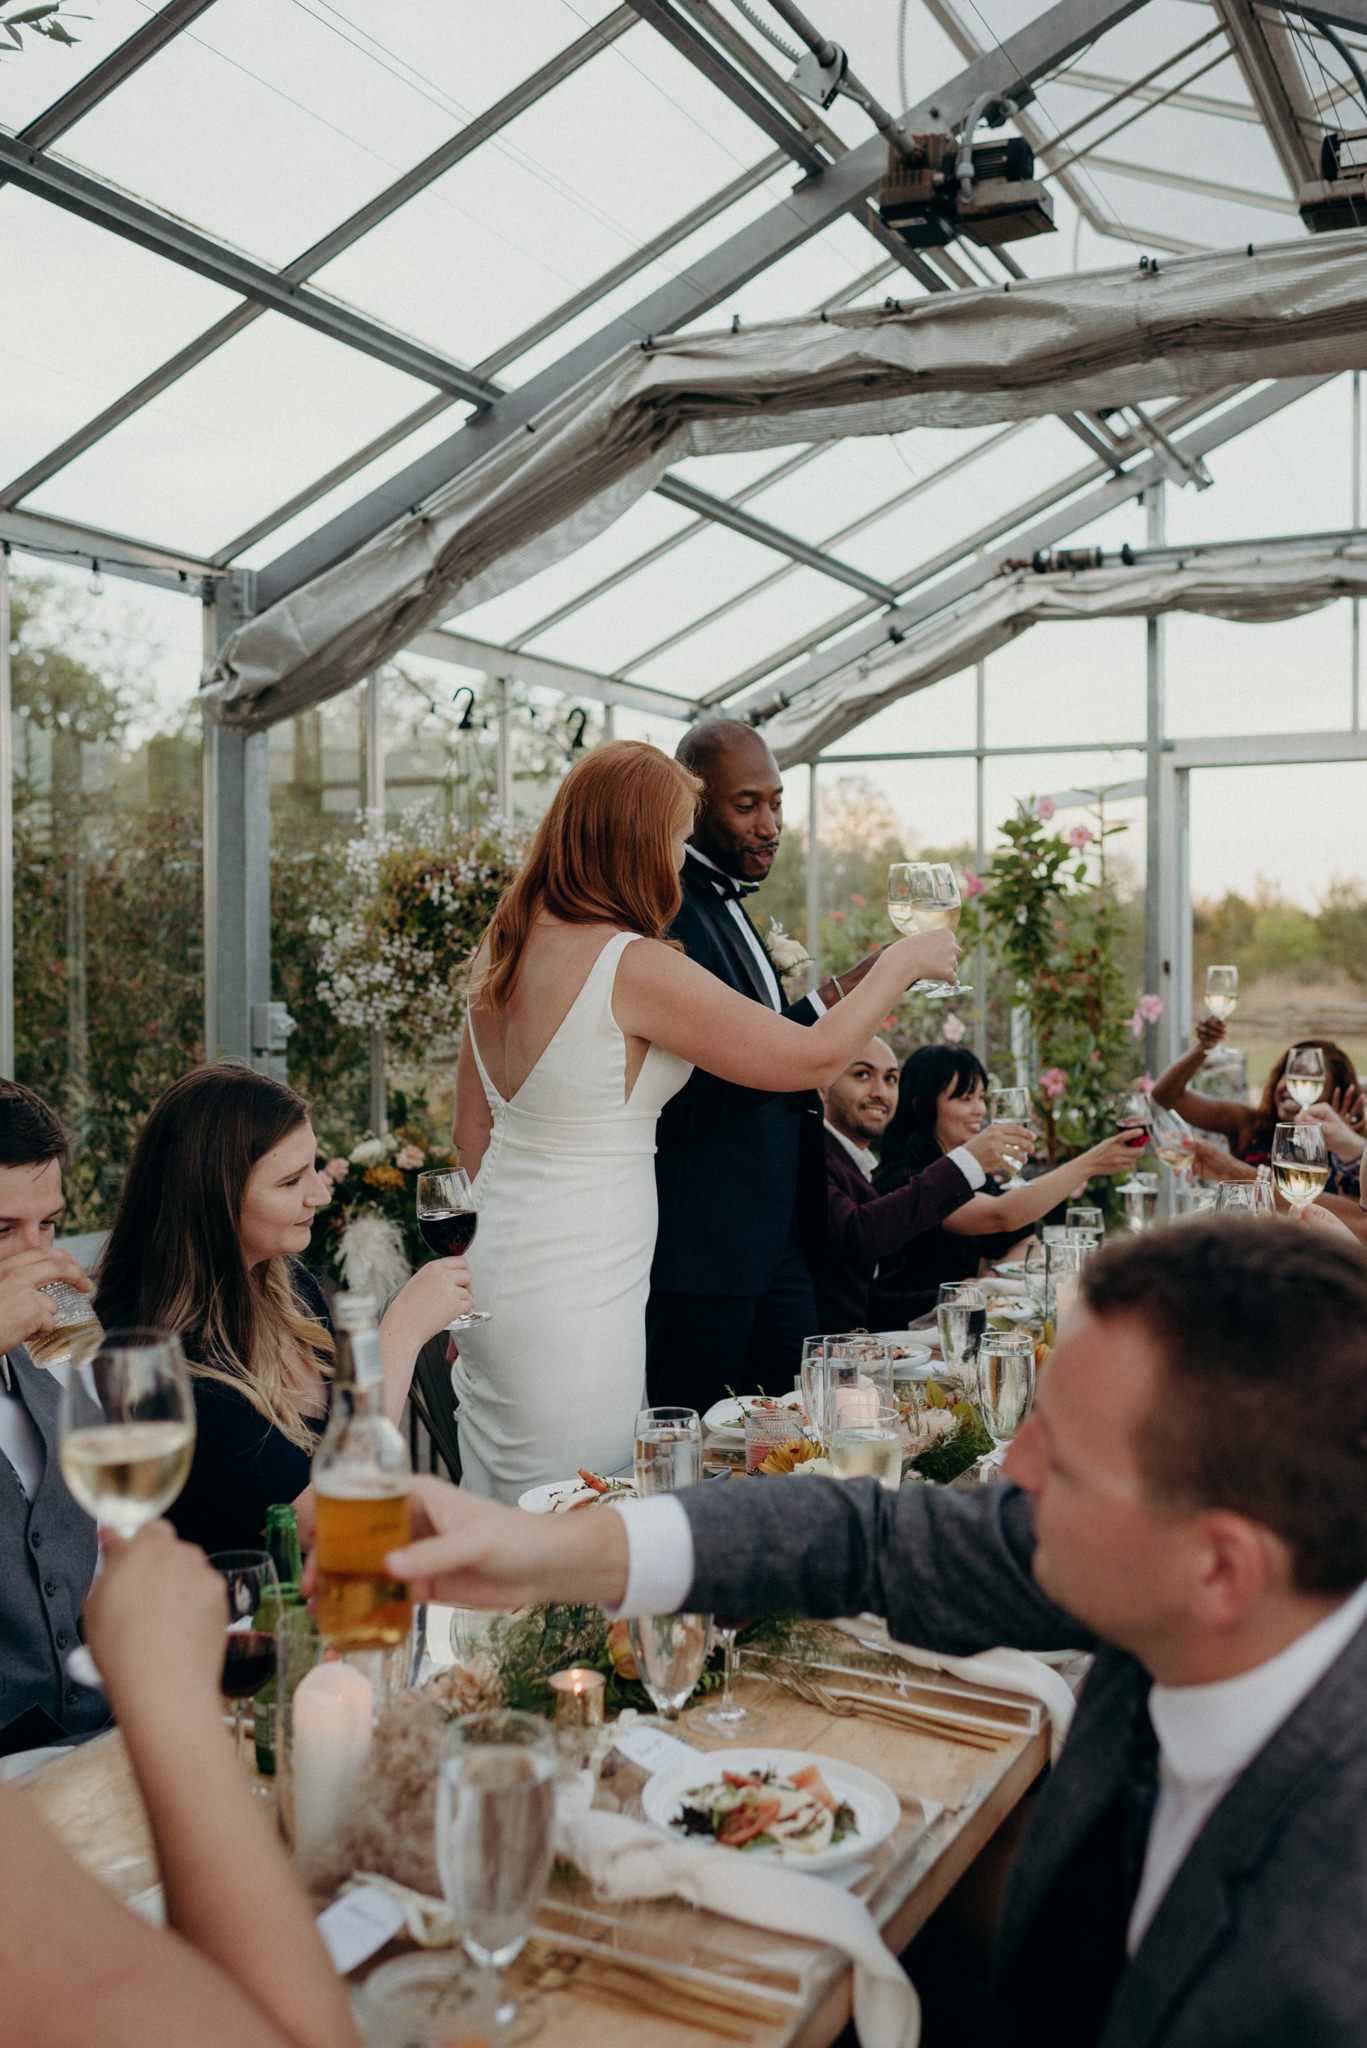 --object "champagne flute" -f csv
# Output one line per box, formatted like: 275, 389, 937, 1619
633, 1407, 701, 1495
416, 1168, 491, 1330
987, 1086, 1034, 1190
437, 1711, 557, 2044
1270, 1120, 1329, 1210
57, 1329, 196, 1689
209, 1549, 280, 1771
885, 862, 967, 997
1205, 964, 1238, 1021
687, 1617, 766, 1741
976, 1331, 1035, 1447
1283, 1046, 1327, 1110
628, 1612, 713, 1718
